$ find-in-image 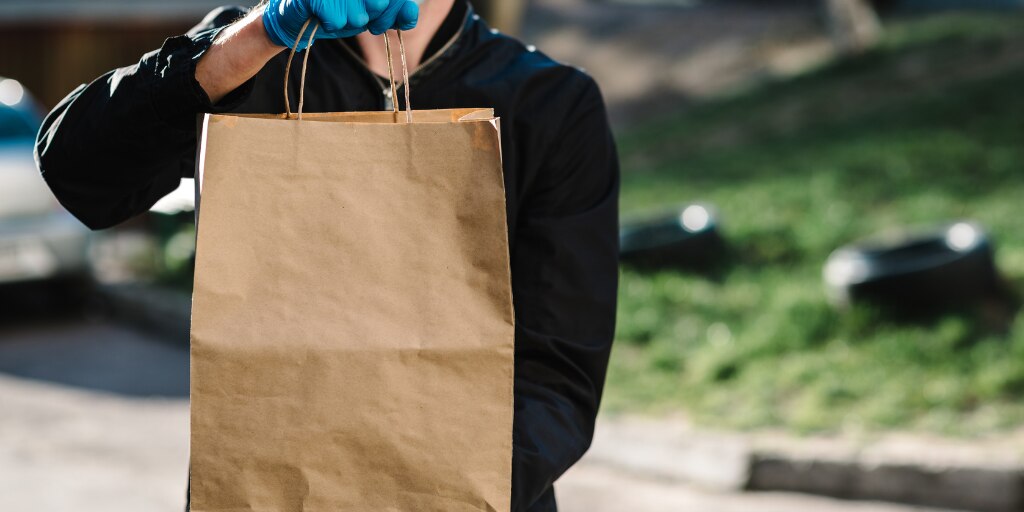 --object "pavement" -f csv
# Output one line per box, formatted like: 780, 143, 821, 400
522, 0, 835, 125
0, 316, 969, 512
0, 319, 189, 511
